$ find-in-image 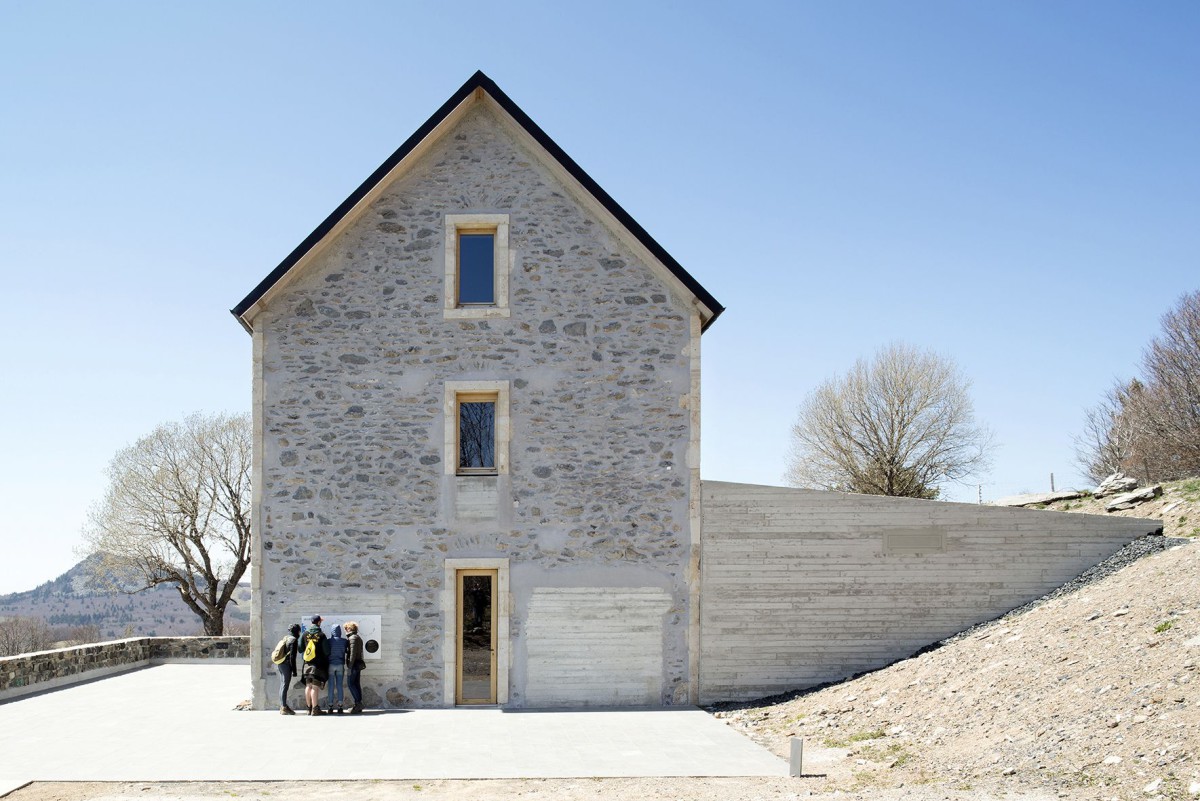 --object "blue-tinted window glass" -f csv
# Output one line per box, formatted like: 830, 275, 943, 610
458, 401, 496, 470
458, 233, 495, 305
